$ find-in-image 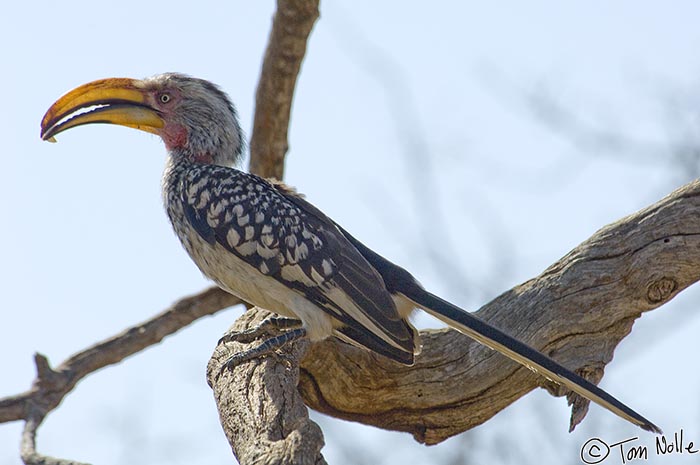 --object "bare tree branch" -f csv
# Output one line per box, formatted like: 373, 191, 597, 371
1, 286, 240, 464
297, 179, 700, 444
525, 82, 700, 183
215, 178, 700, 452
208, 310, 326, 465
329, 12, 485, 301
248, 0, 320, 180
20, 402, 88, 465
